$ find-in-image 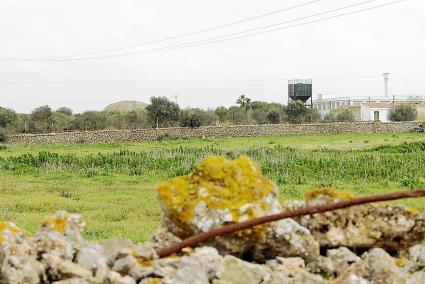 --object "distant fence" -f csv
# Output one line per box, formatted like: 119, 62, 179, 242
7, 122, 423, 144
